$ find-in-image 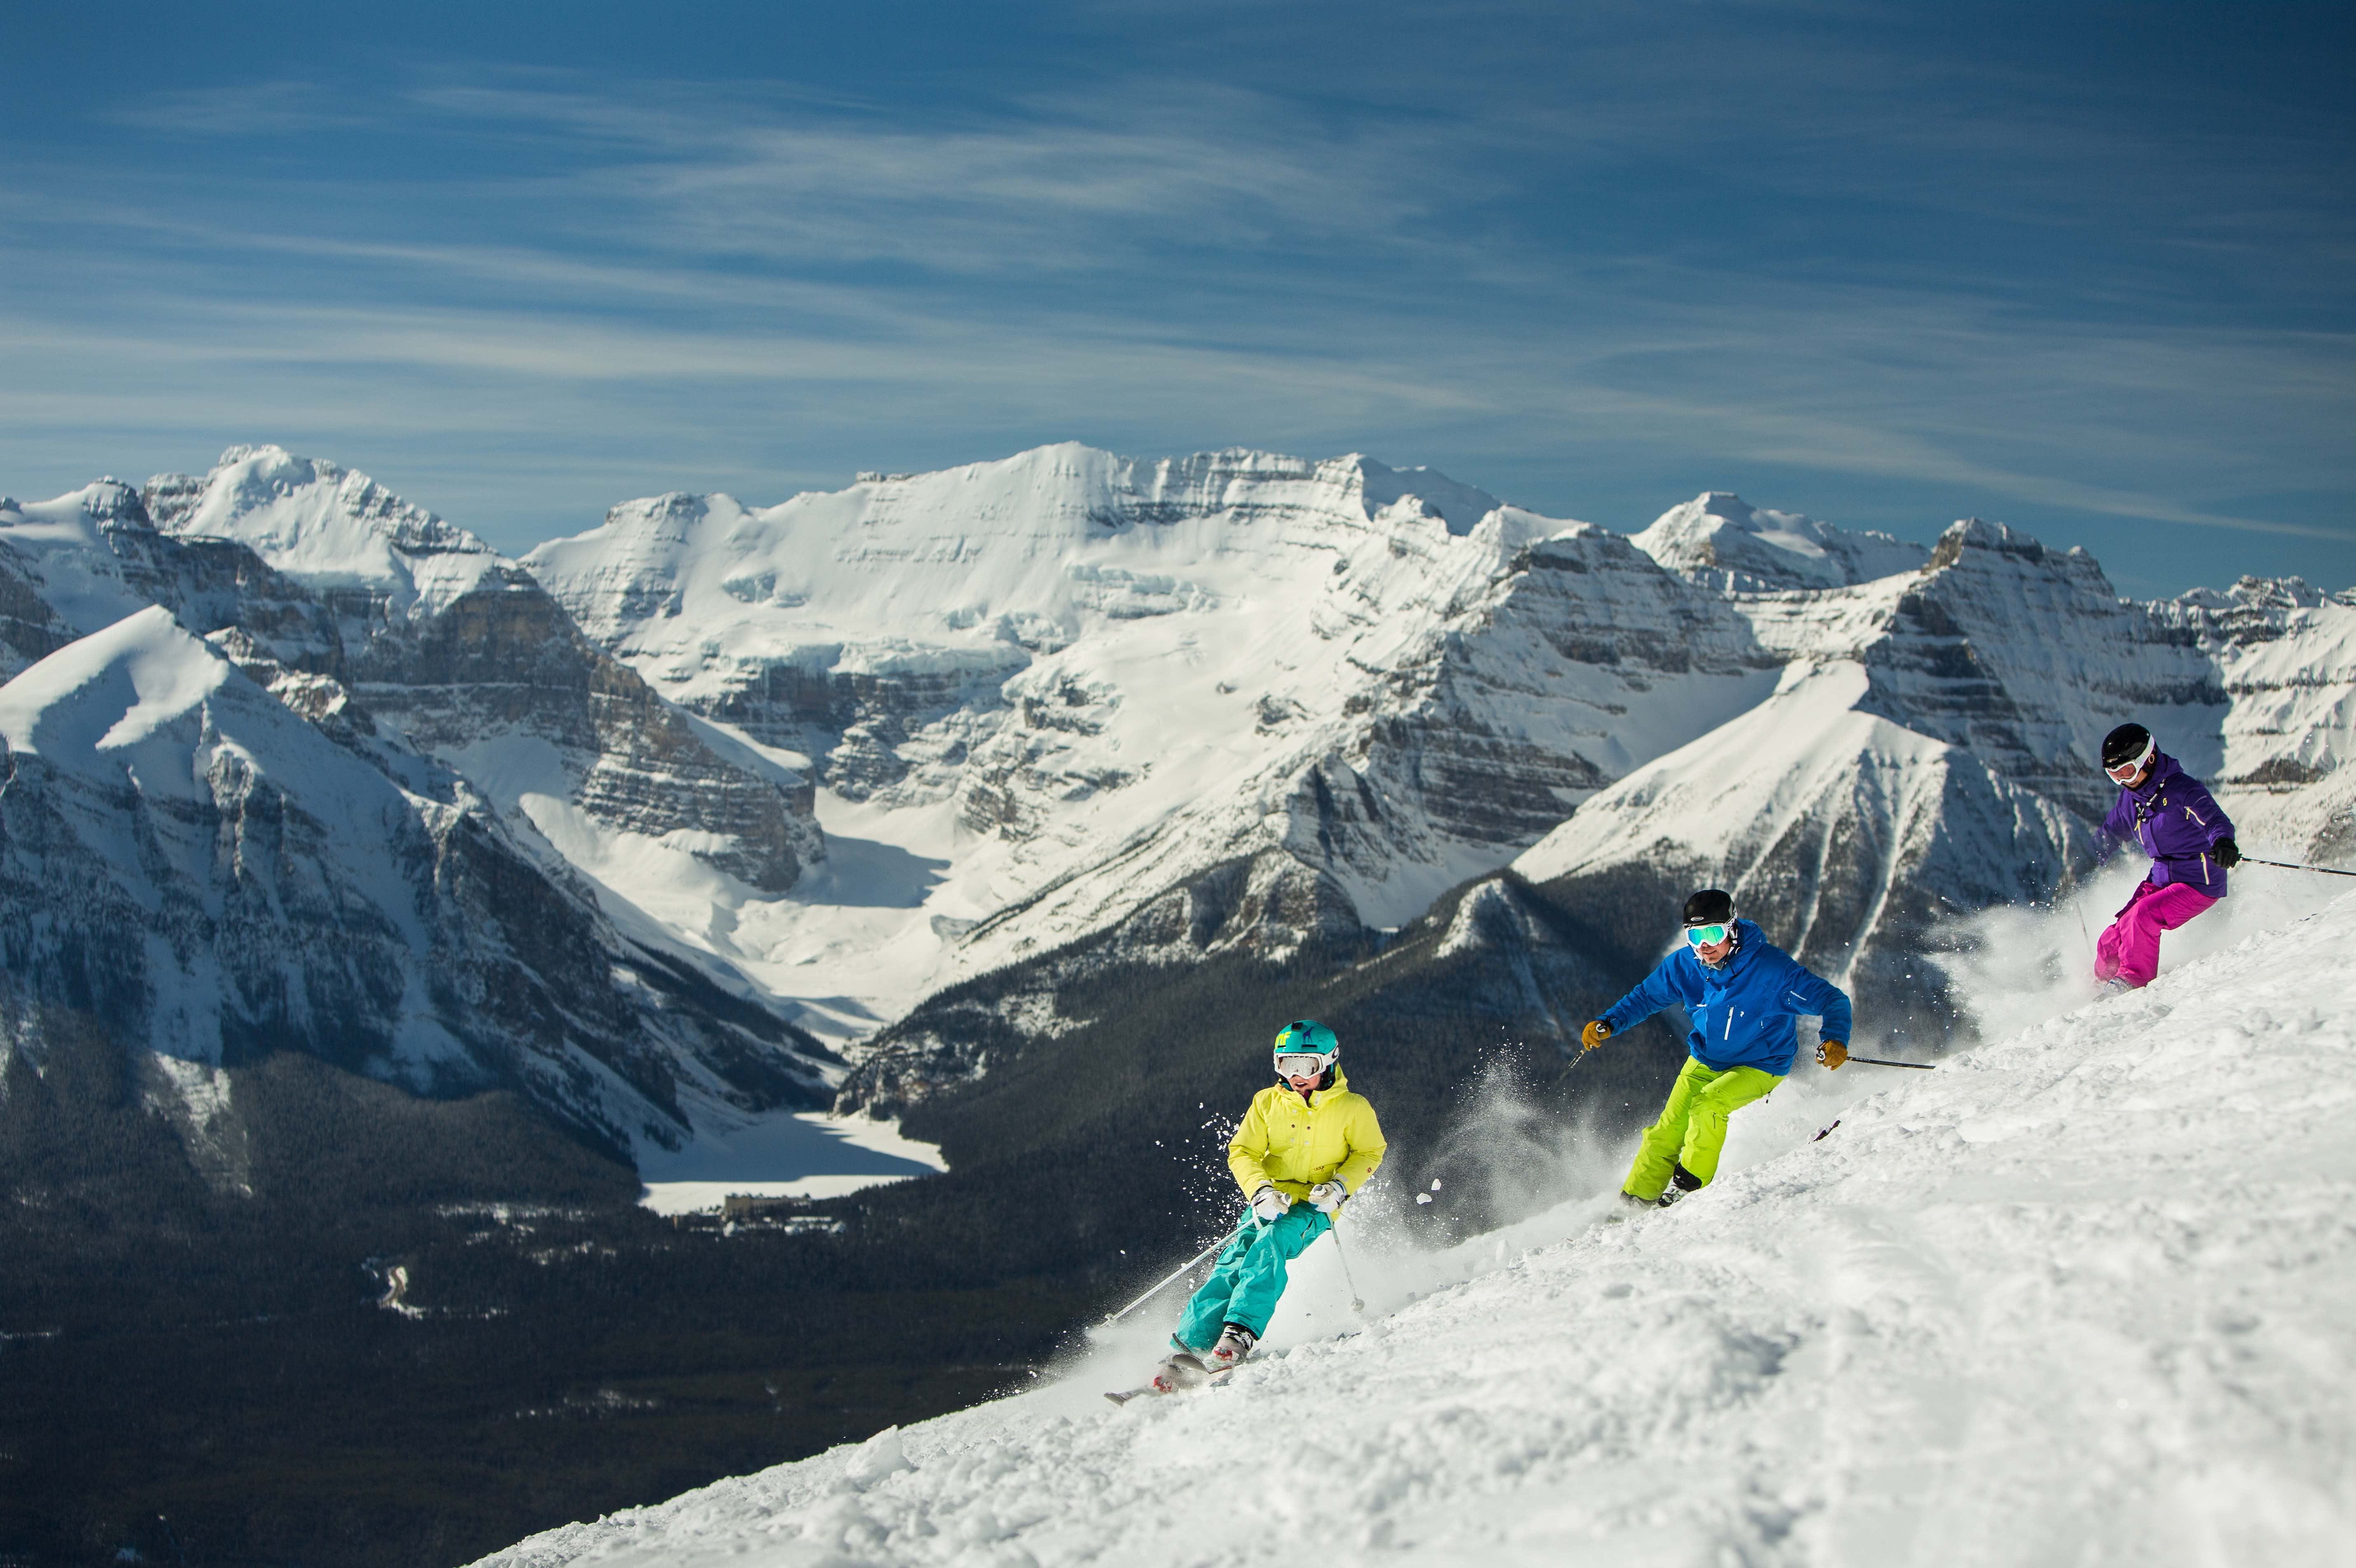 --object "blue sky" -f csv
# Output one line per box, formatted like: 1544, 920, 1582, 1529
2, 0, 2350, 595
